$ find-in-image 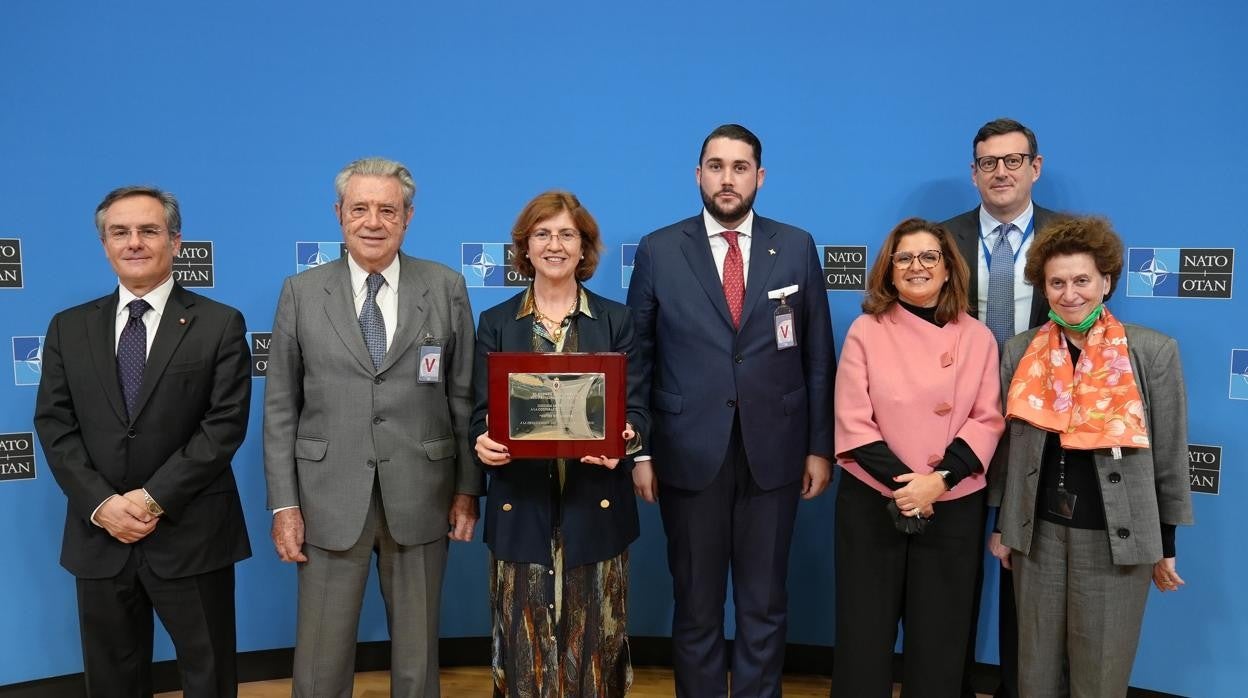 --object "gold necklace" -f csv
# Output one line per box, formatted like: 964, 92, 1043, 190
534, 296, 578, 343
